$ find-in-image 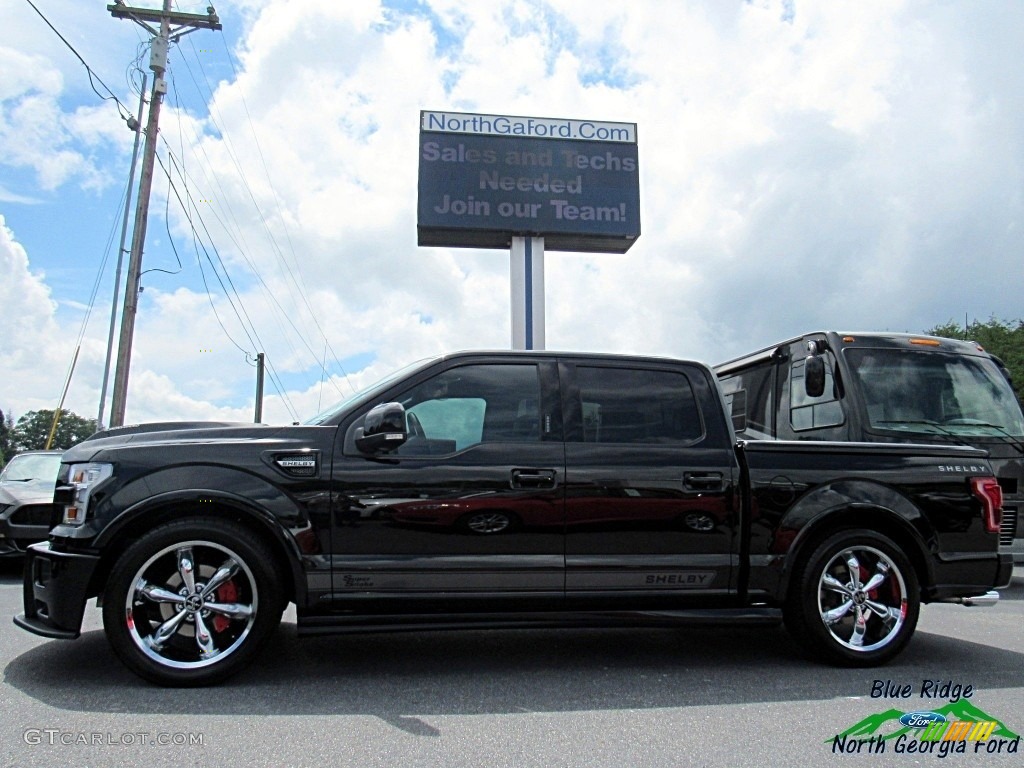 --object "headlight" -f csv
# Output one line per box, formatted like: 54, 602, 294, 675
63, 463, 113, 525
